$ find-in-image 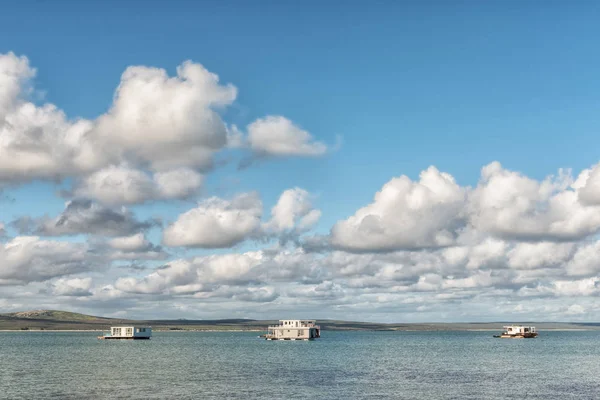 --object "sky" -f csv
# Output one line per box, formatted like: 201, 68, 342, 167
1, 0, 600, 322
